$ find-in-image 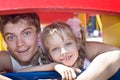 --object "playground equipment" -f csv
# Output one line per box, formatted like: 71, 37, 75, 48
0, 0, 120, 79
